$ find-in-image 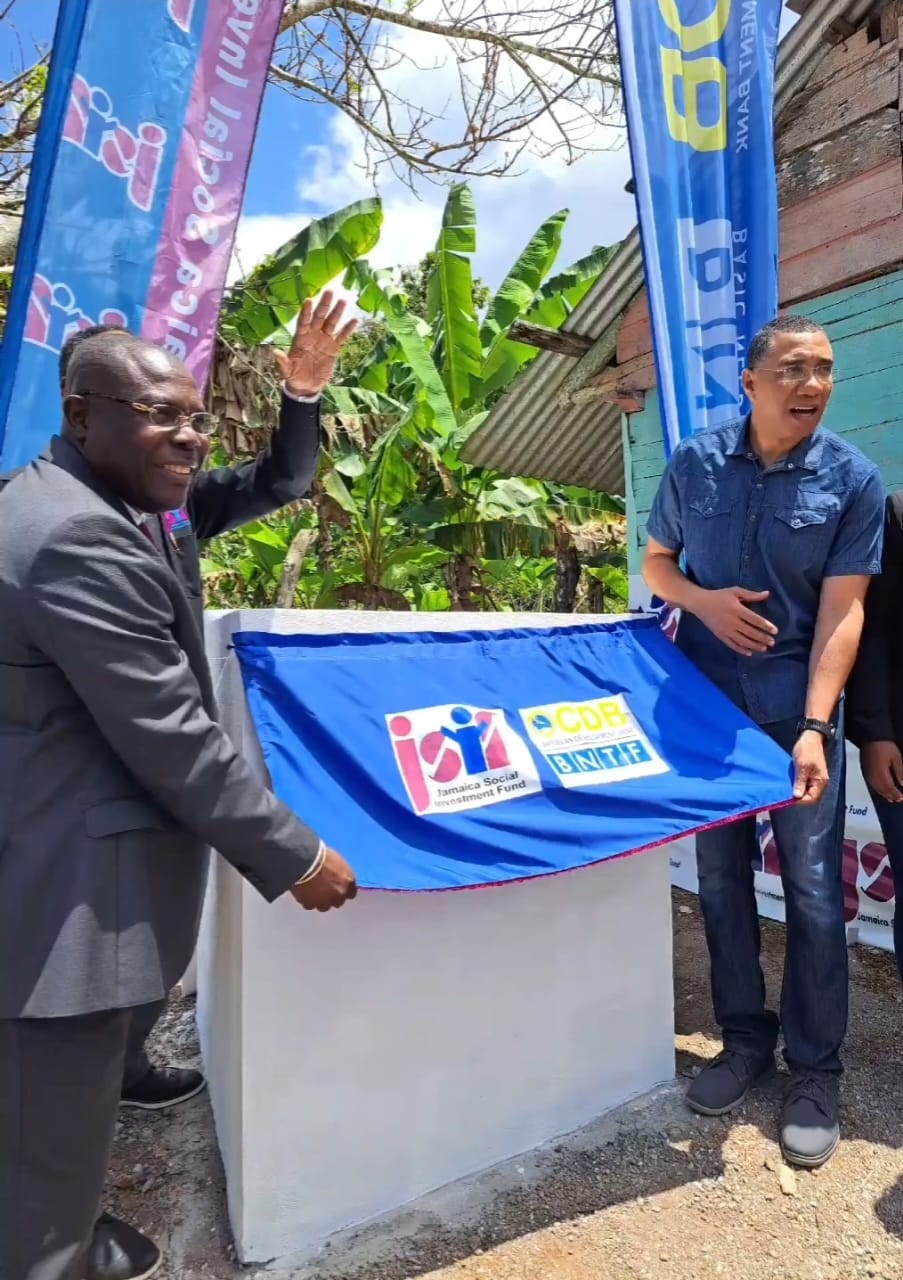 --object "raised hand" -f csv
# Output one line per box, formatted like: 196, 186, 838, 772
274, 290, 358, 398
